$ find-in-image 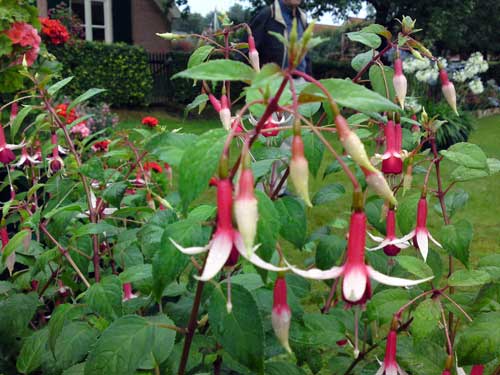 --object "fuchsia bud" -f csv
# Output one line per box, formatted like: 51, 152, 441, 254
208, 93, 221, 112
335, 115, 377, 173
289, 134, 312, 207
439, 69, 458, 115
261, 119, 280, 137
361, 167, 397, 205
393, 58, 407, 109
0, 227, 8, 248
248, 35, 260, 72
122, 283, 138, 301
471, 365, 484, 375
234, 165, 258, 251
10, 102, 18, 123
381, 121, 403, 175
272, 276, 292, 353
375, 329, 407, 374
0, 124, 16, 164
219, 95, 232, 131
